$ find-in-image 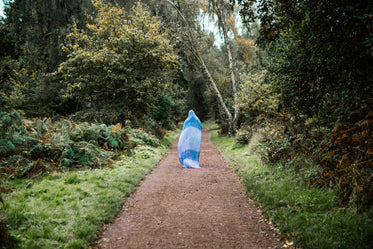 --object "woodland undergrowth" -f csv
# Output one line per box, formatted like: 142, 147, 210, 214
0, 110, 165, 179
235, 112, 373, 212
207, 122, 372, 249
0, 109, 174, 248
